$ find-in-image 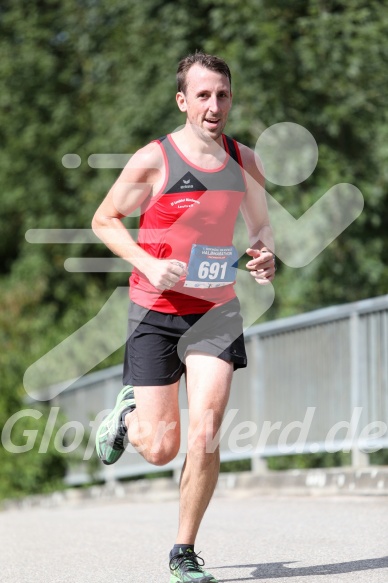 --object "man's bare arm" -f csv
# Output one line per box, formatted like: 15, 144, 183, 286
239, 144, 275, 285
92, 142, 186, 290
